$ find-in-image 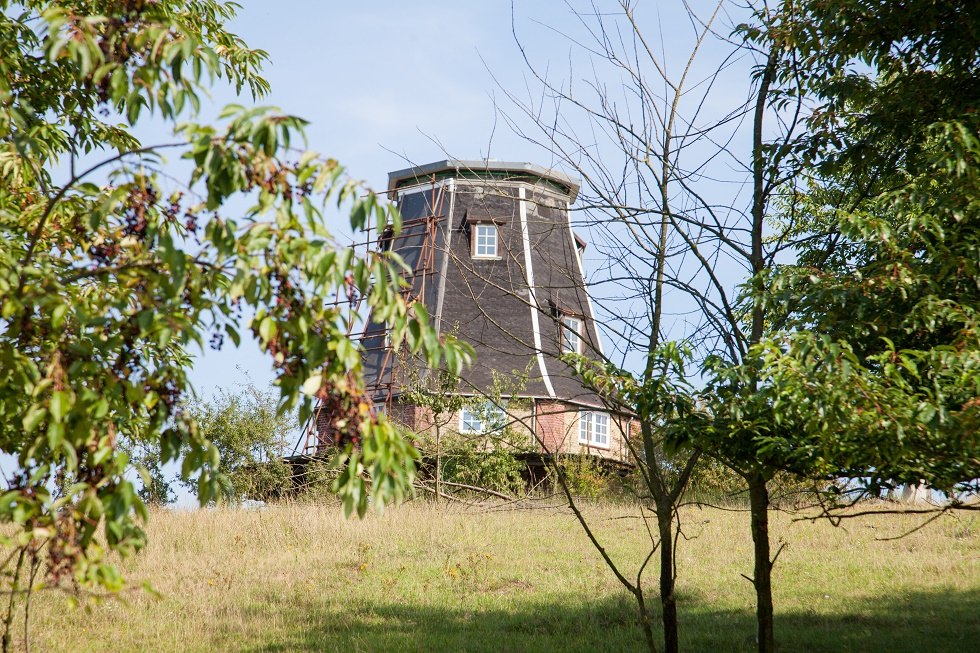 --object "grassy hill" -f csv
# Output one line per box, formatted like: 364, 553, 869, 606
28, 502, 979, 652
